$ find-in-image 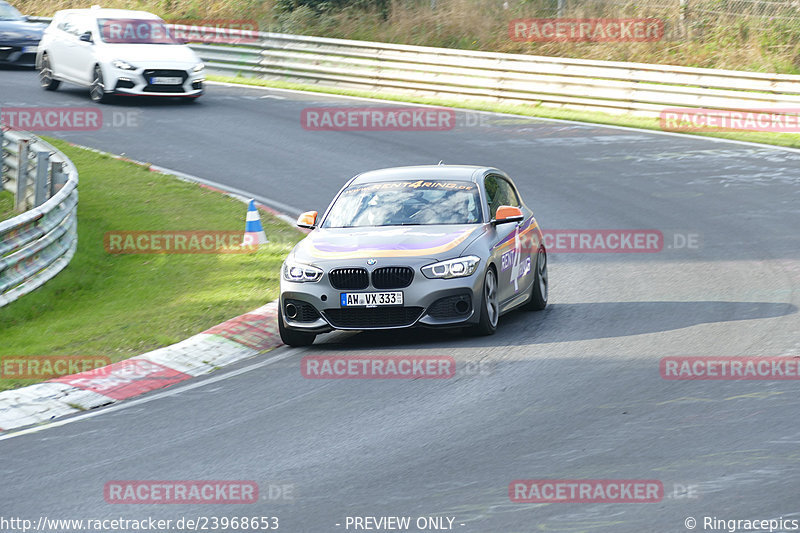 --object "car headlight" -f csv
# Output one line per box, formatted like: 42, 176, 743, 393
282, 260, 323, 282
112, 59, 137, 70
421, 256, 480, 279
193, 63, 204, 73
